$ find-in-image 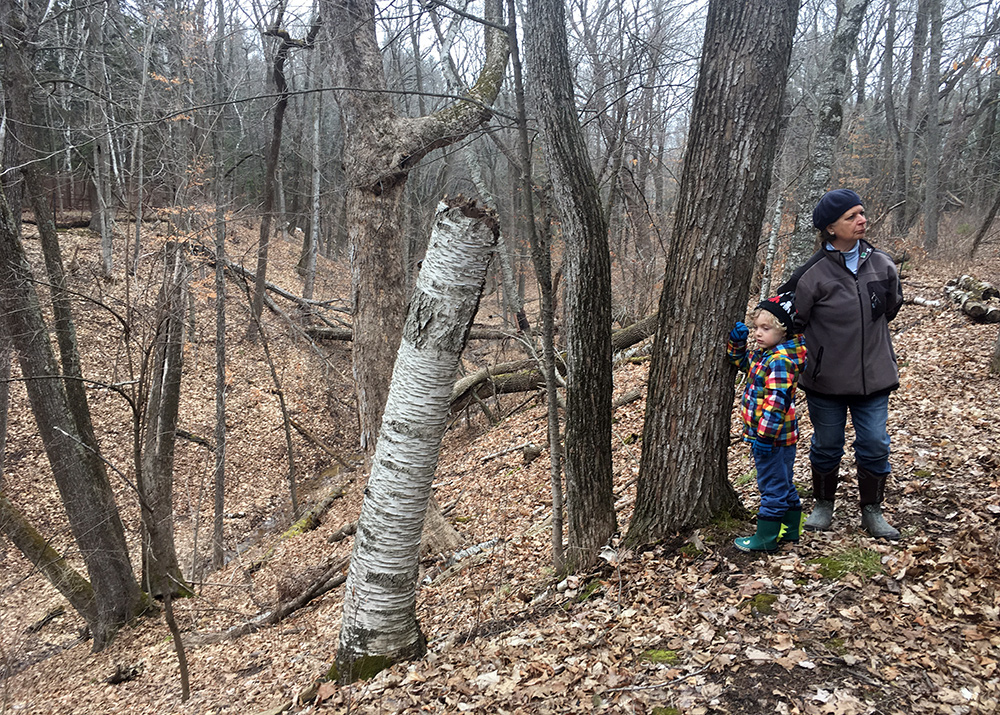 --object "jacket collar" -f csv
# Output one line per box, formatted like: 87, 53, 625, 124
821, 238, 874, 267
